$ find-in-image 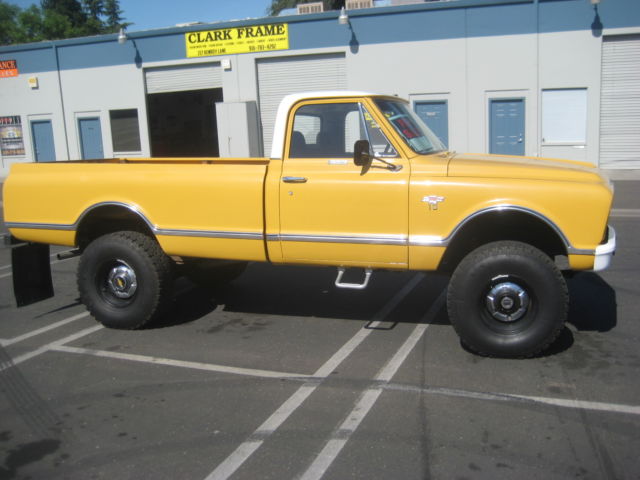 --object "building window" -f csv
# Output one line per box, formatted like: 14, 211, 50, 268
109, 109, 141, 152
541, 89, 587, 144
0, 115, 25, 157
